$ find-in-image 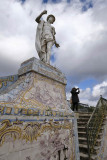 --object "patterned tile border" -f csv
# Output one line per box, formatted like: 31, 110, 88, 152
0, 105, 73, 118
